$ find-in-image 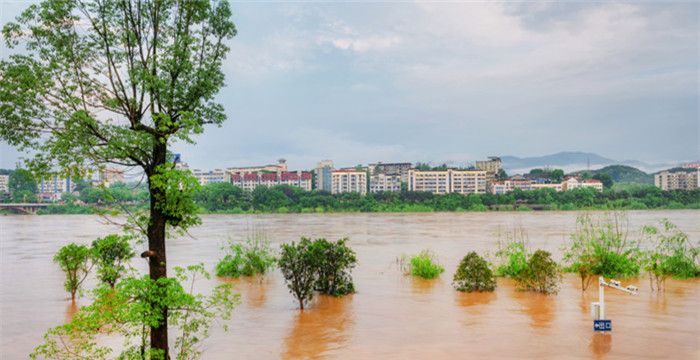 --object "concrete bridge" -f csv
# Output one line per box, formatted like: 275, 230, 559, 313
0, 203, 51, 214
